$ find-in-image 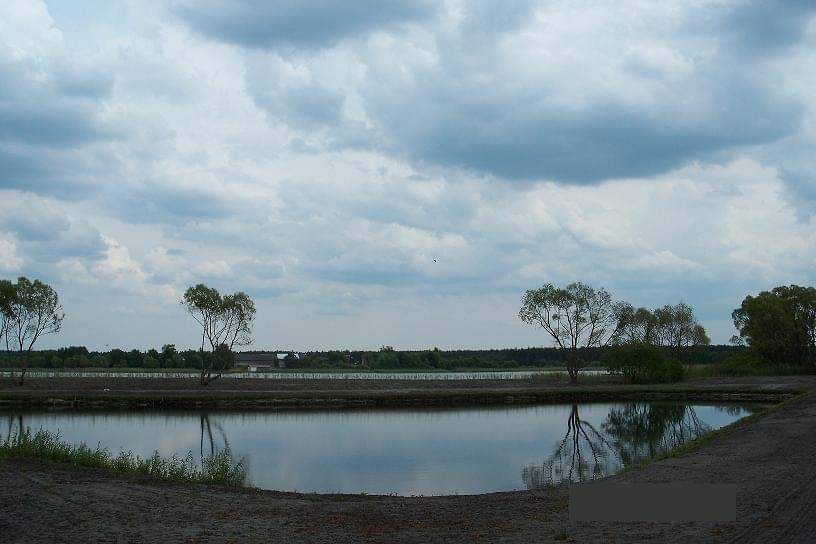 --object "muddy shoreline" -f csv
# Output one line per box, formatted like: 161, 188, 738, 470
1, 376, 815, 542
